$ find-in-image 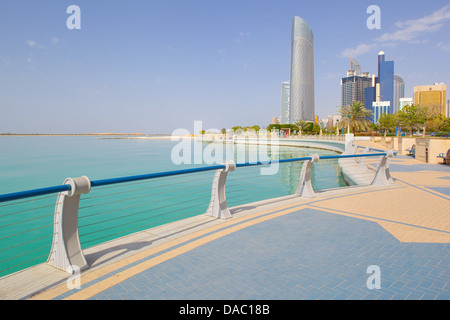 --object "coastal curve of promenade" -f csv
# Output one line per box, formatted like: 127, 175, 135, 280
0, 136, 449, 300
